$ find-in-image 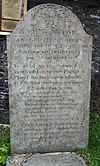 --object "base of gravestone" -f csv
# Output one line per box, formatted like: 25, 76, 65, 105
6, 152, 87, 166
